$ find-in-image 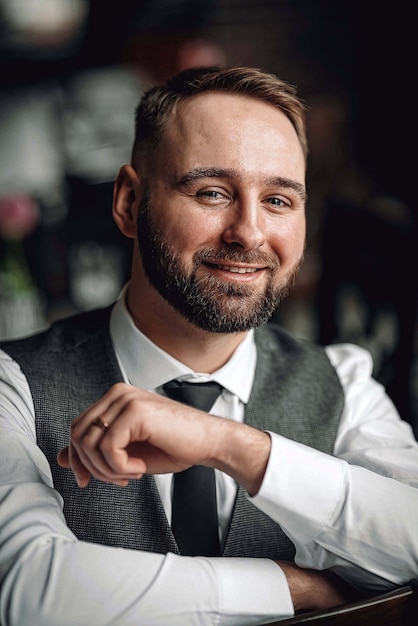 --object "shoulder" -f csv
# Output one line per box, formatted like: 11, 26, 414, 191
0, 305, 115, 359
253, 322, 342, 392
325, 342, 374, 383
255, 322, 329, 360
